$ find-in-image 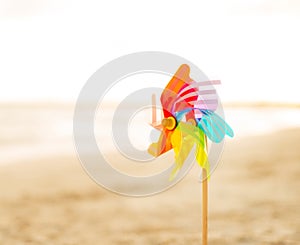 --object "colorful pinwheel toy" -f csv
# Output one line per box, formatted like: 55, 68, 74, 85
148, 64, 233, 245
